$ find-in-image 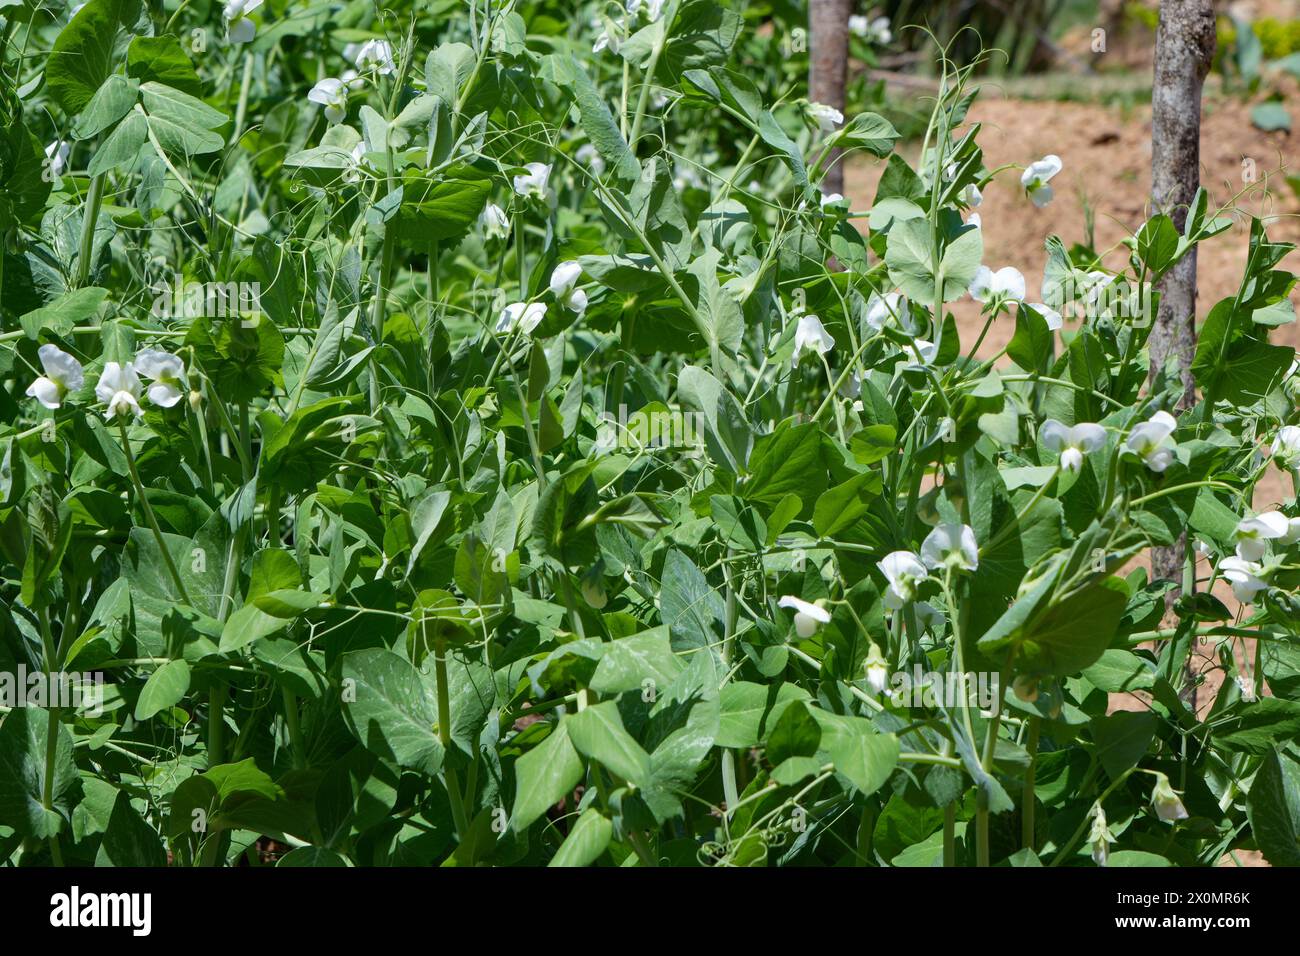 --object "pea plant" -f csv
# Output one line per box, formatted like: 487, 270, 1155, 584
1, 0, 1298, 869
